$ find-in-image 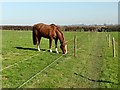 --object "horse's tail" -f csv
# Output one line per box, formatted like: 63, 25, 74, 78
32, 26, 38, 45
